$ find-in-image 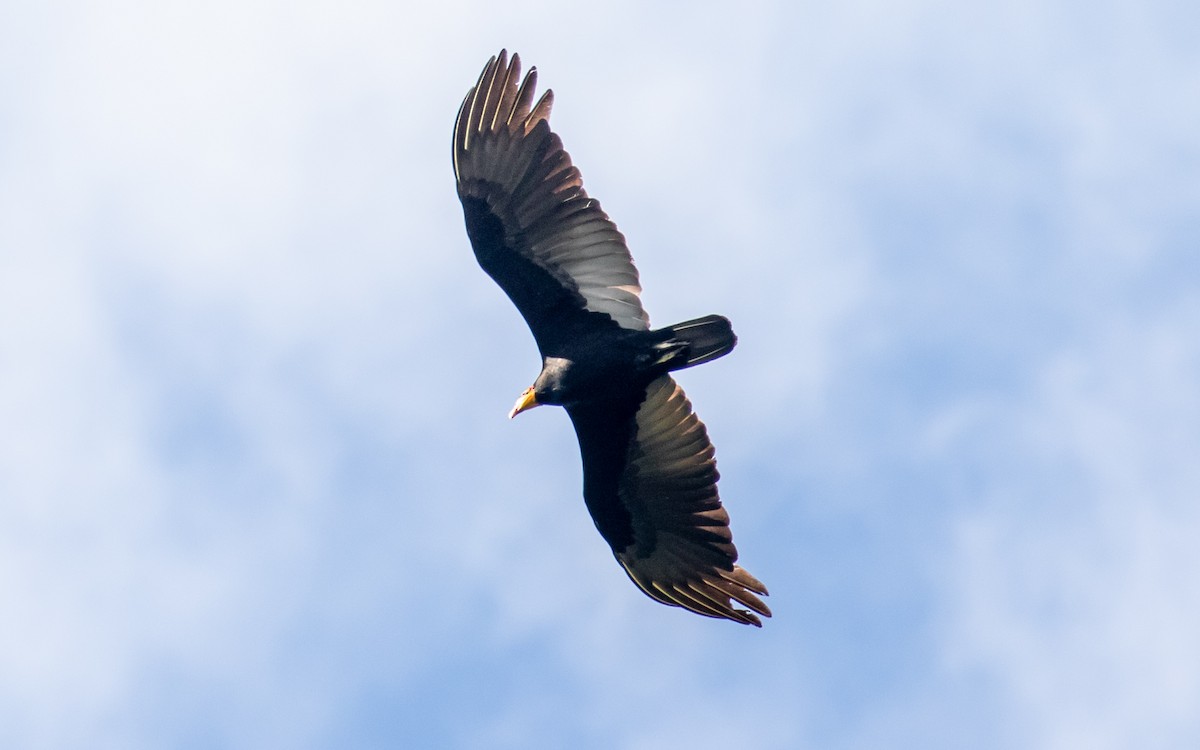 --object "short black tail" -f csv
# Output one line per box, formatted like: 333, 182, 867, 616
656, 314, 737, 371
